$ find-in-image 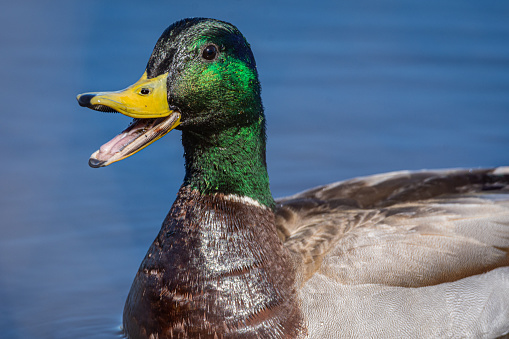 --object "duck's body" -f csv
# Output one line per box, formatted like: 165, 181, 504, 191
77, 18, 509, 338
281, 168, 509, 337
